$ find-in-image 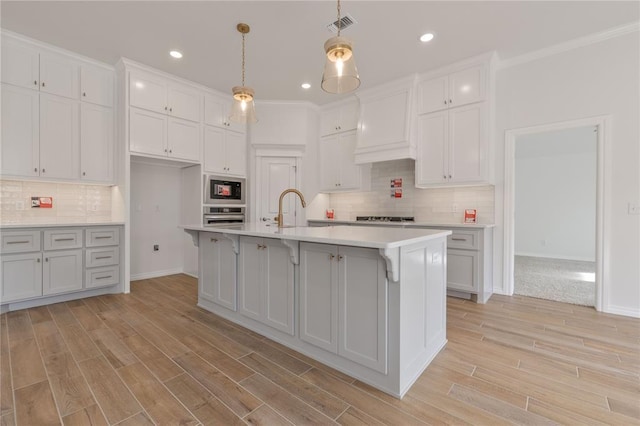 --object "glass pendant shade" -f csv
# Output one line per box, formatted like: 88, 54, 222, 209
229, 86, 257, 124
321, 36, 360, 94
